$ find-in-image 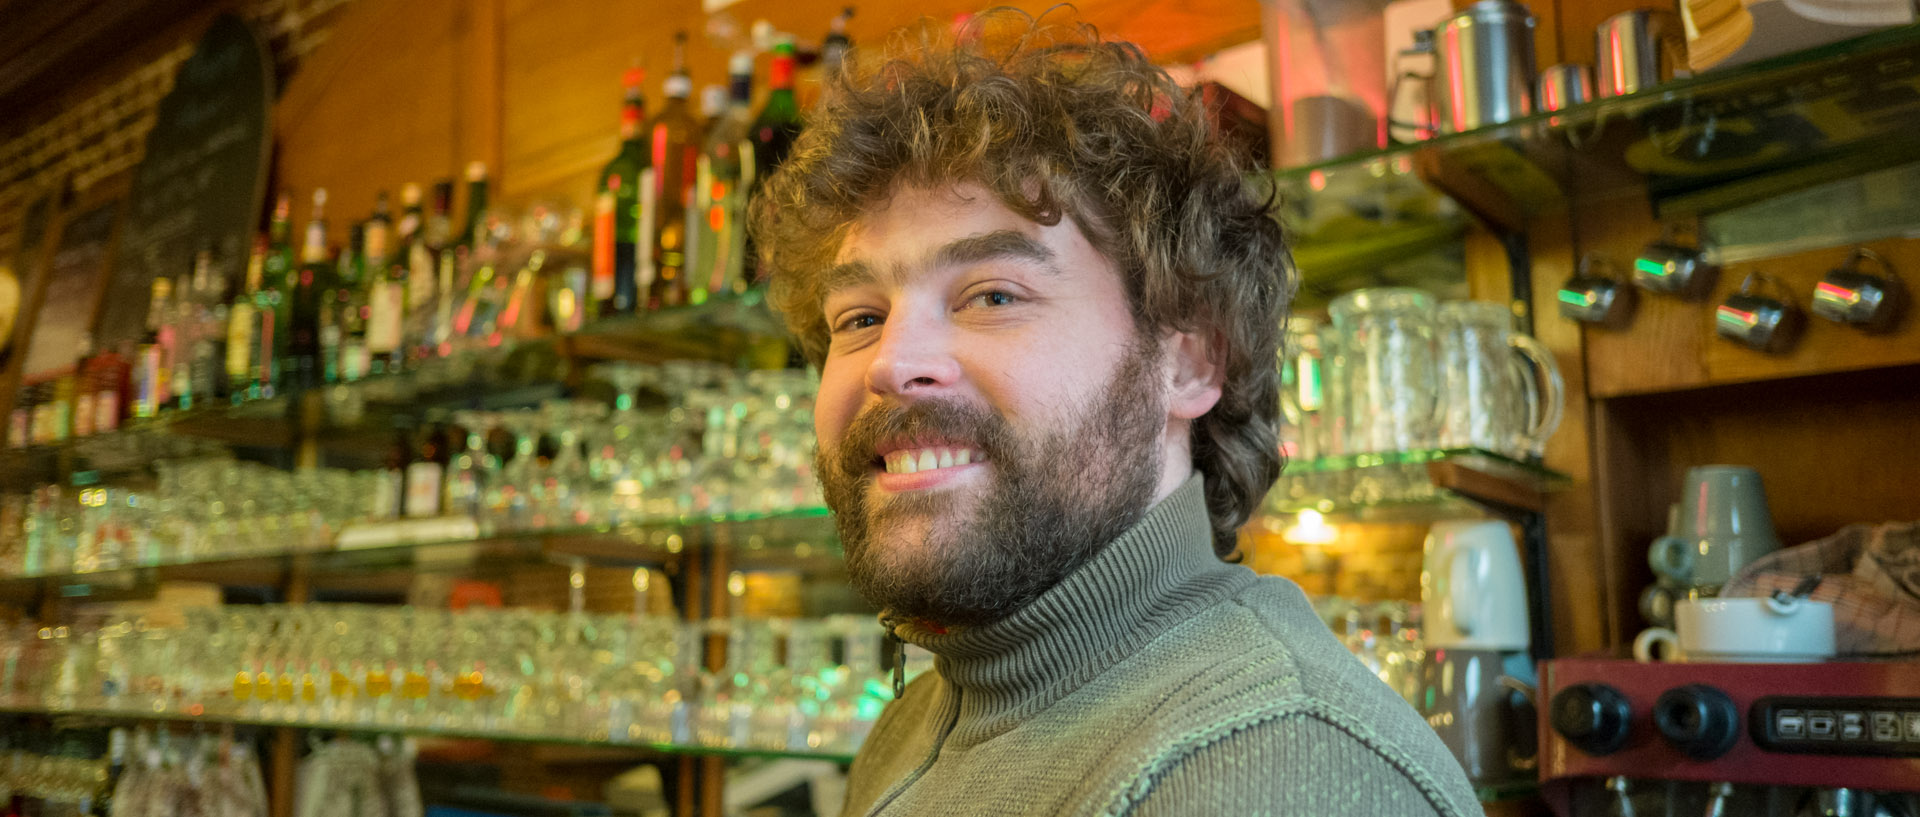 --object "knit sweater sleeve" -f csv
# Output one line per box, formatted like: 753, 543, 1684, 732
1123, 714, 1473, 817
